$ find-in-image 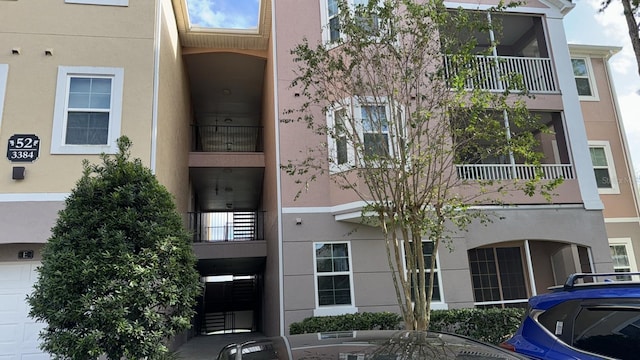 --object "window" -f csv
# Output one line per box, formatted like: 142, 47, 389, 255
51, 66, 124, 154
361, 105, 389, 157
468, 247, 528, 308
610, 238, 638, 281
403, 241, 445, 307
313, 242, 357, 316
589, 141, 619, 194
327, 98, 397, 172
0, 64, 8, 130
321, 0, 380, 43
571, 57, 598, 101
65, 0, 128, 6
335, 108, 349, 165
